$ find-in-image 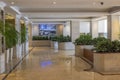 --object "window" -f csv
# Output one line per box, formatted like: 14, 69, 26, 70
98, 19, 107, 38
80, 22, 90, 35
